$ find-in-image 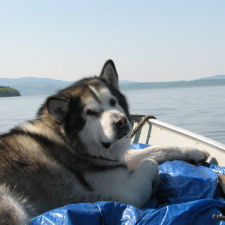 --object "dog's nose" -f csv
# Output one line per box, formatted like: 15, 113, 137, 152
115, 116, 128, 128
114, 116, 129, 139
